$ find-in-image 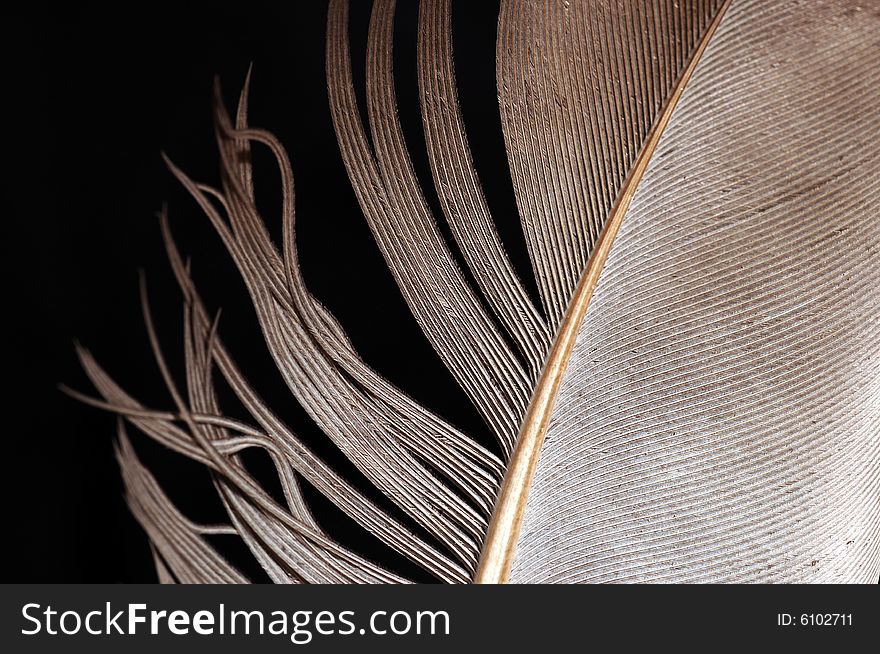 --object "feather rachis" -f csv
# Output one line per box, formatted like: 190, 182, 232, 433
474, 0, 733, 583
